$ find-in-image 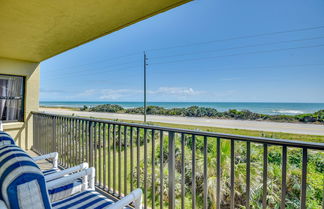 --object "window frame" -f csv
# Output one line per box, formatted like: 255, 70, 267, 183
0, 74, 25, 123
